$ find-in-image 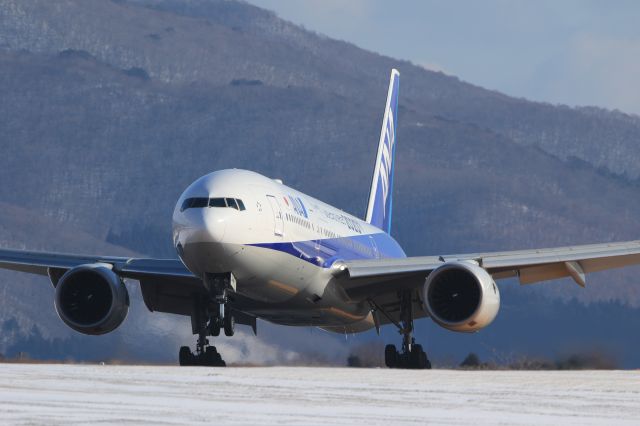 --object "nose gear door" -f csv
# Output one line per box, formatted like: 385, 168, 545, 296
266, 195, 284, 237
